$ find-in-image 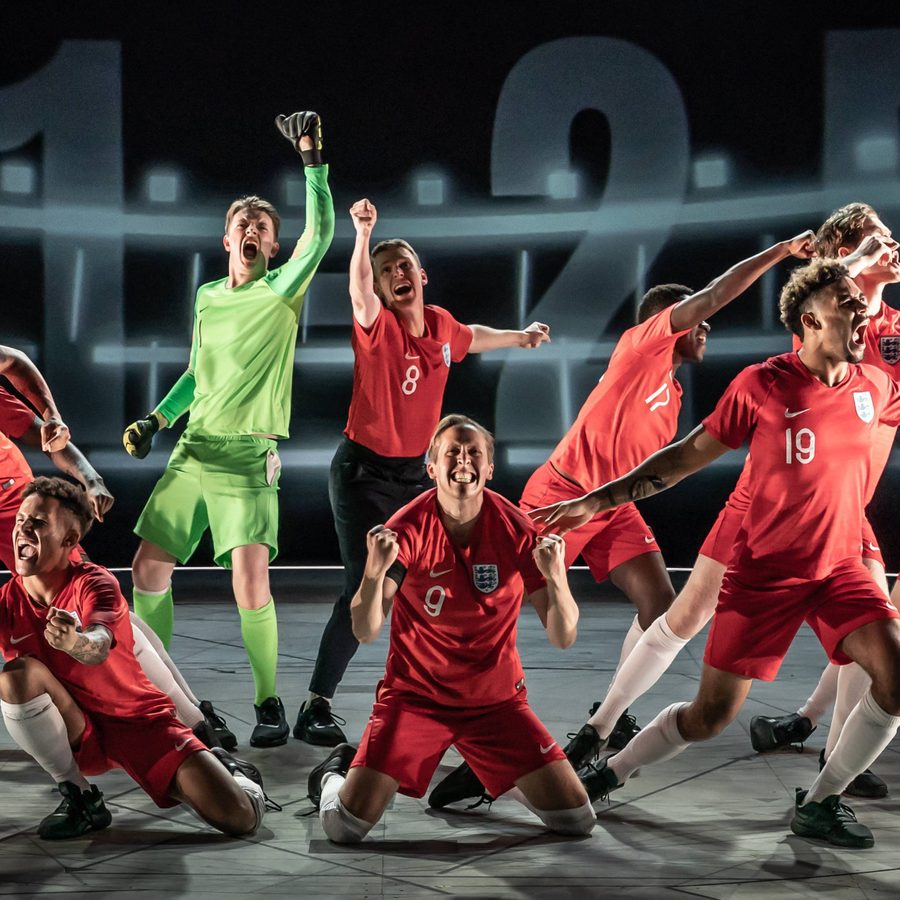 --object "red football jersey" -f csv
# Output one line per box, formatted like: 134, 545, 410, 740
549, 305, 690, 489
703, 352, 900, 585
0, 563, 175, 719
381, 488, 546, 708
0, 389, 37, 484
344, 305, 473, 458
